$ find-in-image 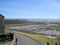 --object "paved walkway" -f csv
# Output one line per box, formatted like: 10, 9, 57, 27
5, 29, 40, 45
